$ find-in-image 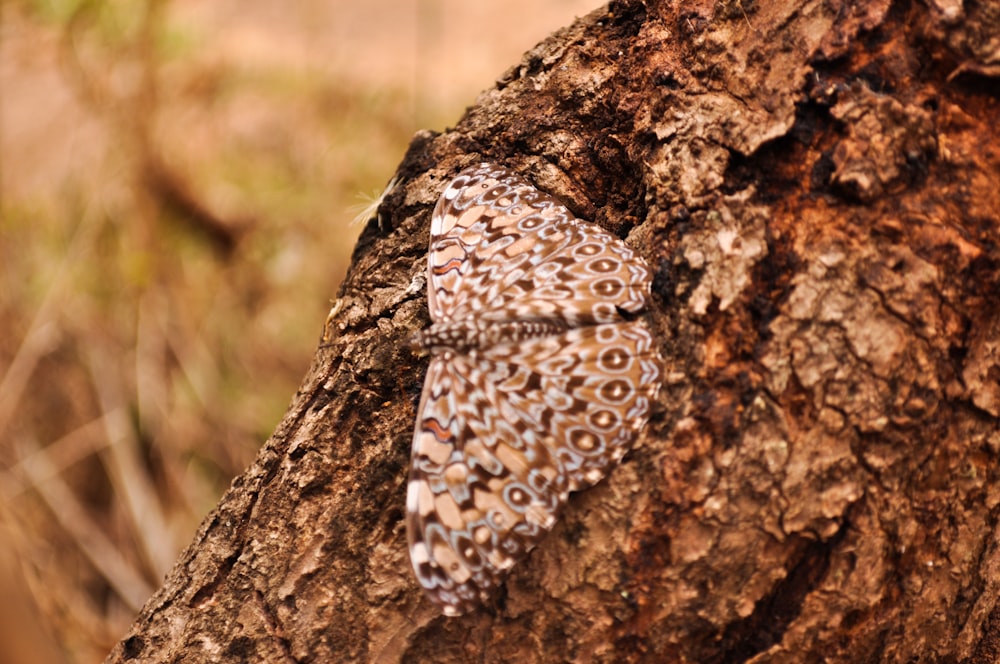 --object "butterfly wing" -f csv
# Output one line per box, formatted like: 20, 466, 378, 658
406, 322, 661, 615
427, 163, 652, 326
407, 351, 569, 615
485, 321, 662, 491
